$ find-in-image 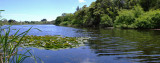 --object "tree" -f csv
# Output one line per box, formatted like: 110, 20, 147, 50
8, 19, 16, 23
41, 19, 47, 22
0, 10, 5, 11
55, 16, 64, 25
54, 0, 160, 28
24, 21, 29, 24
76, 6, 80, 11
31, 21, 35, 24
139, 0, 160, 11
55, 13, 74, 26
